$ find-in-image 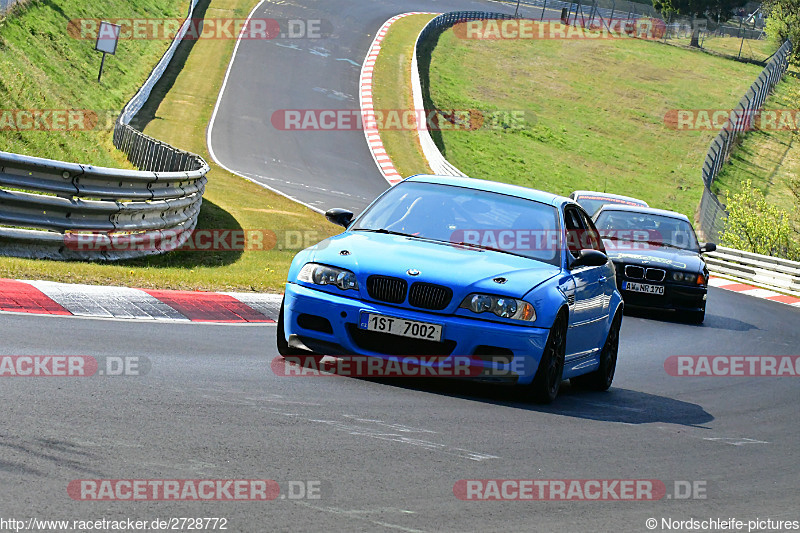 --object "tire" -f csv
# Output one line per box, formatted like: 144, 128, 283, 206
527, 311, 568, 404
571, 311, 621, 391
276, 297, 322, 364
